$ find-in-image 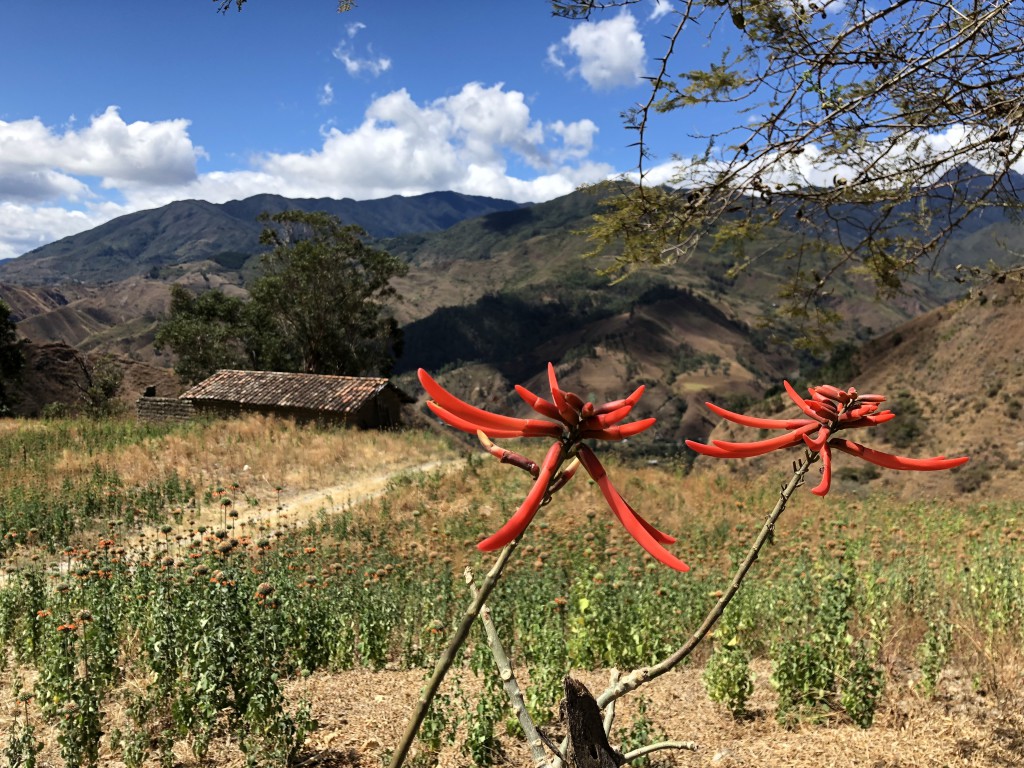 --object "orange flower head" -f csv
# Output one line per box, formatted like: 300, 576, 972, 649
418, 364, 688, 571
685, 382, 969, 496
